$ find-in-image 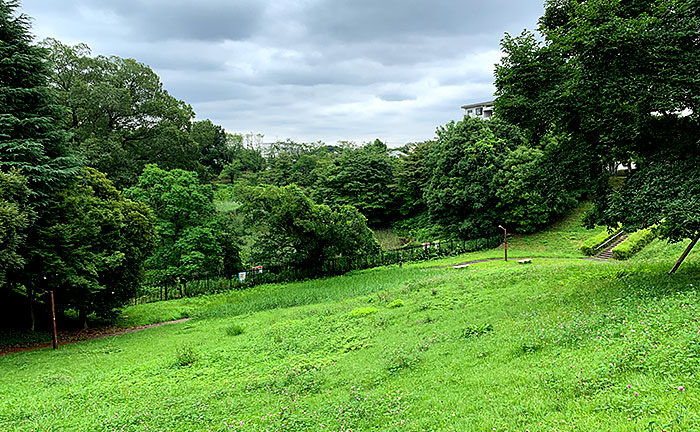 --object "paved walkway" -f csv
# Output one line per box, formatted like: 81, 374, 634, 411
435, 256, 611, 269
